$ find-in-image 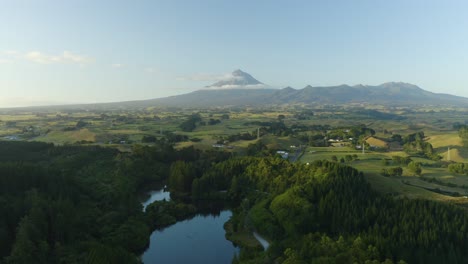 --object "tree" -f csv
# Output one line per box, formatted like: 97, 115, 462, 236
179, 113, 202, 132
390, 167, 403, 176
459, 126, 468, 146
6, 216, 47, 264
270, 189, 313, 235
179, 119, 196, 132
168, 161, 195, 193
75, 120, 88, 128
246, 141, 268, 156
142, 135, 157, 143
448, 163, 468, 175
208, 119, 221, 125
408, 161, 422, 176
382, 158, 389, 166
